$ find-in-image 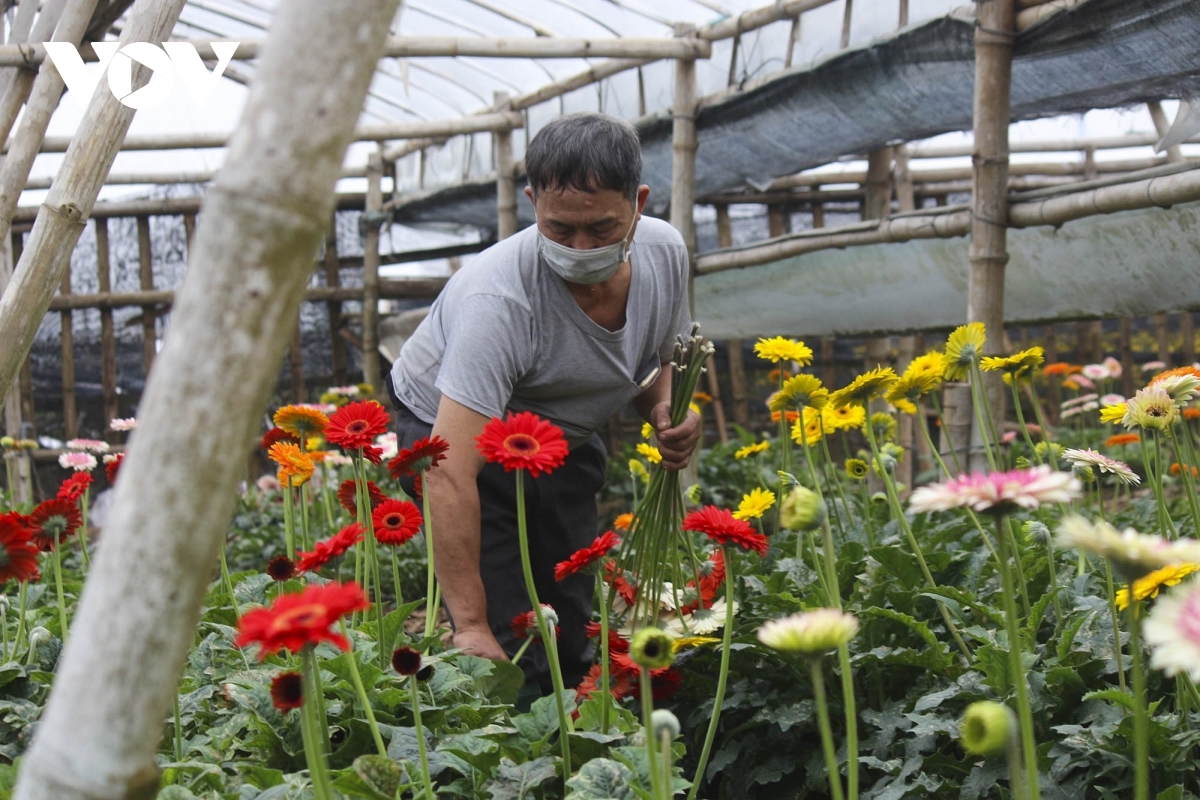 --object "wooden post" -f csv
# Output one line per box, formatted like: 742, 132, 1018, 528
1, 209, 31, 504
1180, 312, 1195, 366
1088, 319, 1104, 364
289, 324, 305, 403
1147, 101, 1183, 164
895, 146, 916, 212
942, 383, 972, 474
96, 218, 119, 442
670, 28, 698, 260
967, 0, 1014, 471
767, 204, 790, 237
322, 217, 348, 385
705, 352, 729, 444
1155, 313, 1171, 366
899, 0, 909, 26
59, 262, 76, 440
136, 215, 157, 377
493, 91, 517, 240
840, 0, 853, 49
1119, 317, 1135, 398
12, 2, 400, 798
863, 147, 895, 476
361, 151, 383, 392
895, 335, 916, 494
715, 204, 749, 428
